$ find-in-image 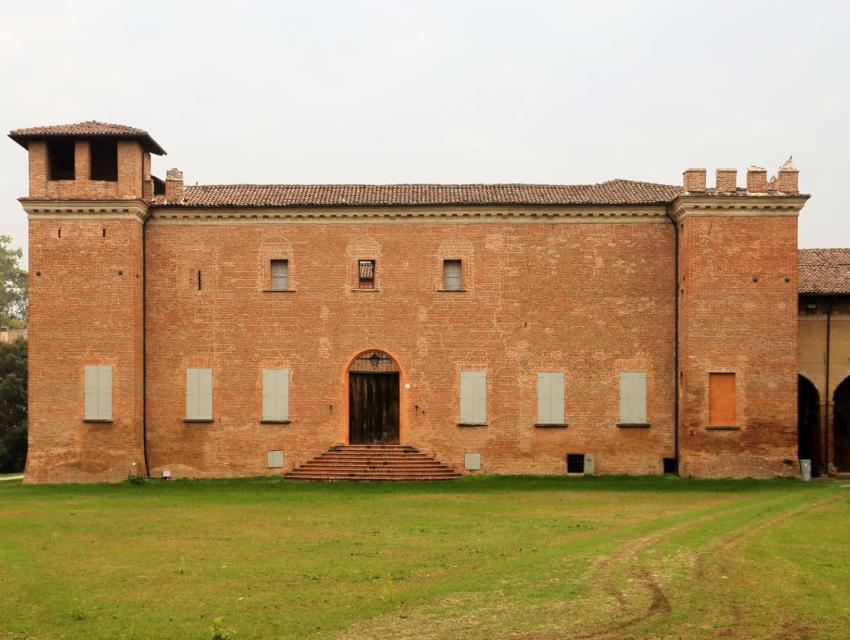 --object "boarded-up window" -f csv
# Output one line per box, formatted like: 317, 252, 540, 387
443, 259, 462, 290
358, 260, 375, 289
537, 372, 565, 424
84, 365, 112, 420
262, 368, 290, 421
270, 259, 289, 290
186, 368, 213, 420
709, 373, 736, 426
619, 371, 648, 425
459, 371, 487, 424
